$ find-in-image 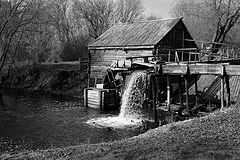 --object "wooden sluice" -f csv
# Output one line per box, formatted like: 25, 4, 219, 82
84, 48, 240, 123
85, 18, 240, 123
102, 49, 240, 124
